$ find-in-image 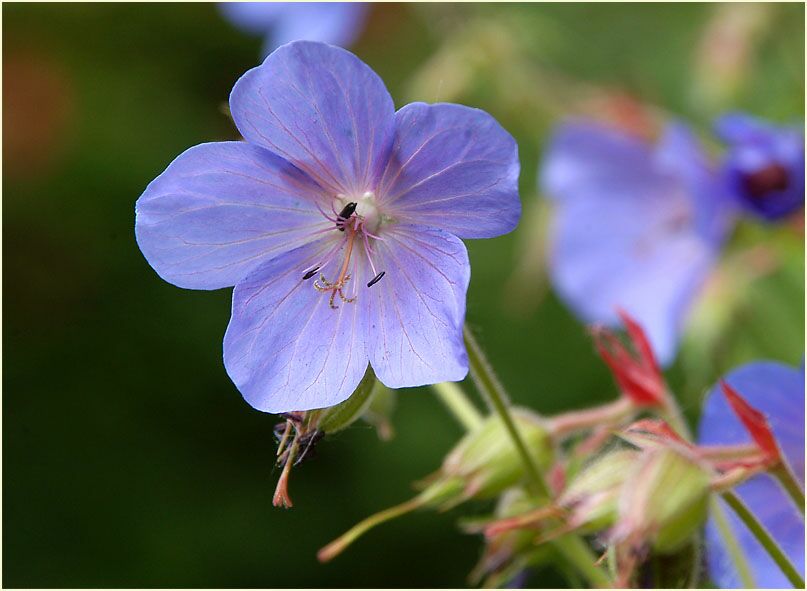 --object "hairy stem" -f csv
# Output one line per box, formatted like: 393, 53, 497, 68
463, 325, 549, 497
711, 498, 755, 588
722, 490, 804, 588
317, 497, 423, 563
463, 324, 611, 588
770, 464, 806, 516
